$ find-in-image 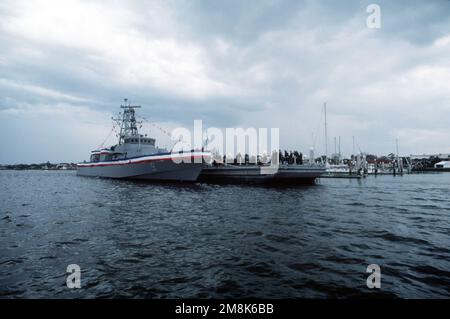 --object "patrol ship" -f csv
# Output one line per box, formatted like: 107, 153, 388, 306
77, 100, 210, 181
